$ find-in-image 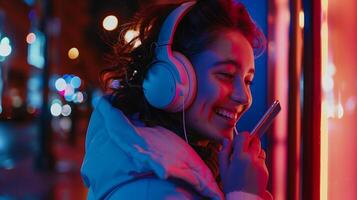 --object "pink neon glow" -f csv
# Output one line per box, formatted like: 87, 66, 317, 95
325, 0, 357, 198
271, 0, 289, 199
